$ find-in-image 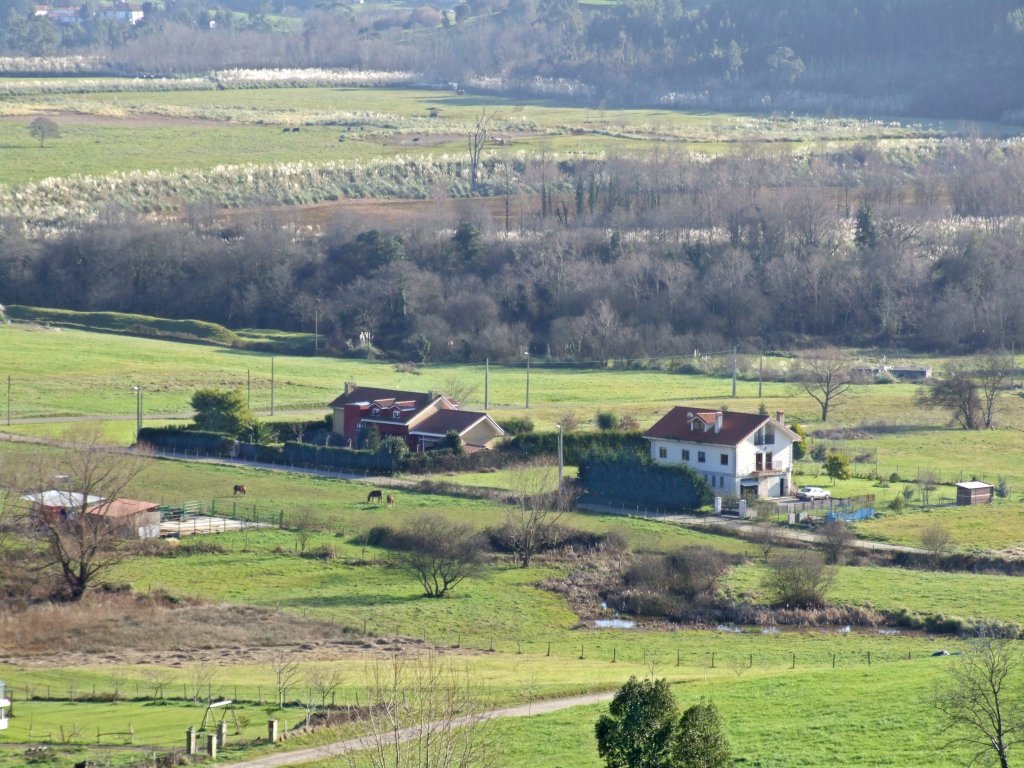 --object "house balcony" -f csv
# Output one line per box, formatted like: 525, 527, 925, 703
739, 463, 789, 477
